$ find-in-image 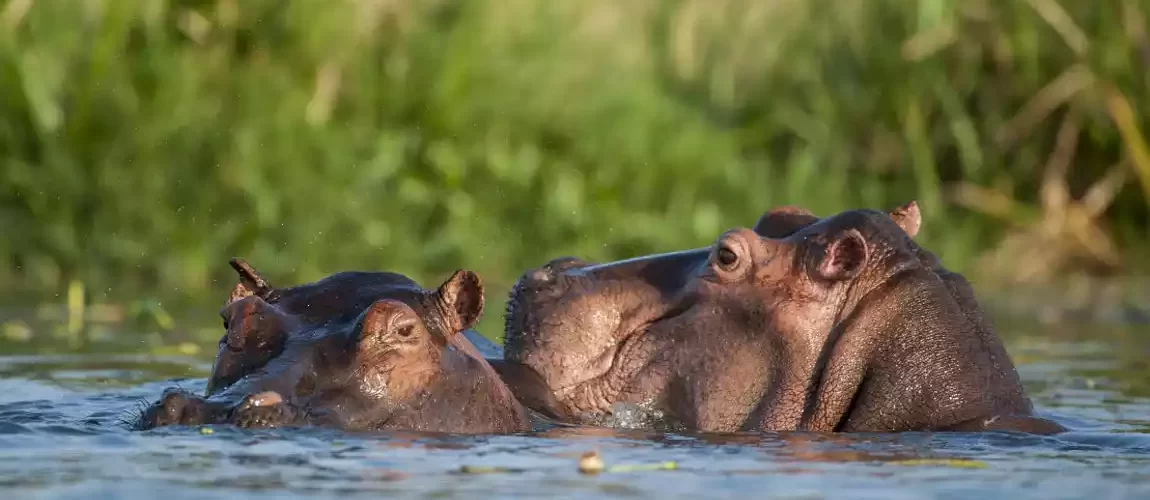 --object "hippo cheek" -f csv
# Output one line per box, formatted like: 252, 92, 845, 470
506, 303, 627, 392
501, 290, 657, 418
